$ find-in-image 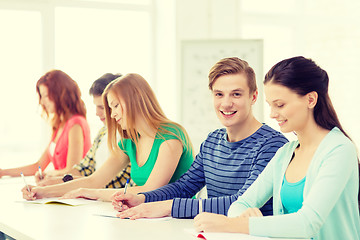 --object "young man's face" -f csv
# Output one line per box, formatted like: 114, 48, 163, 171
93, 95, 106, 124
212, 73, 257, 130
